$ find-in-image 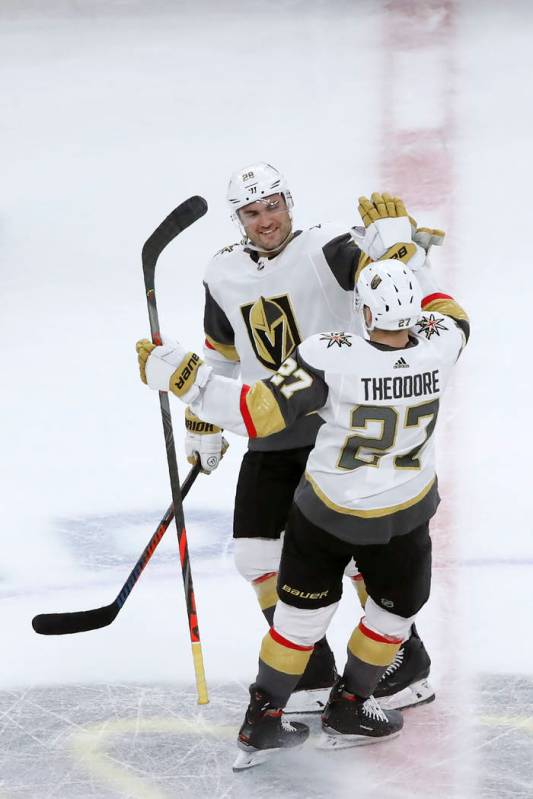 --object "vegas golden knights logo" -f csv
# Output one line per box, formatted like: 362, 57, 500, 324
241, 294, 302, 371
